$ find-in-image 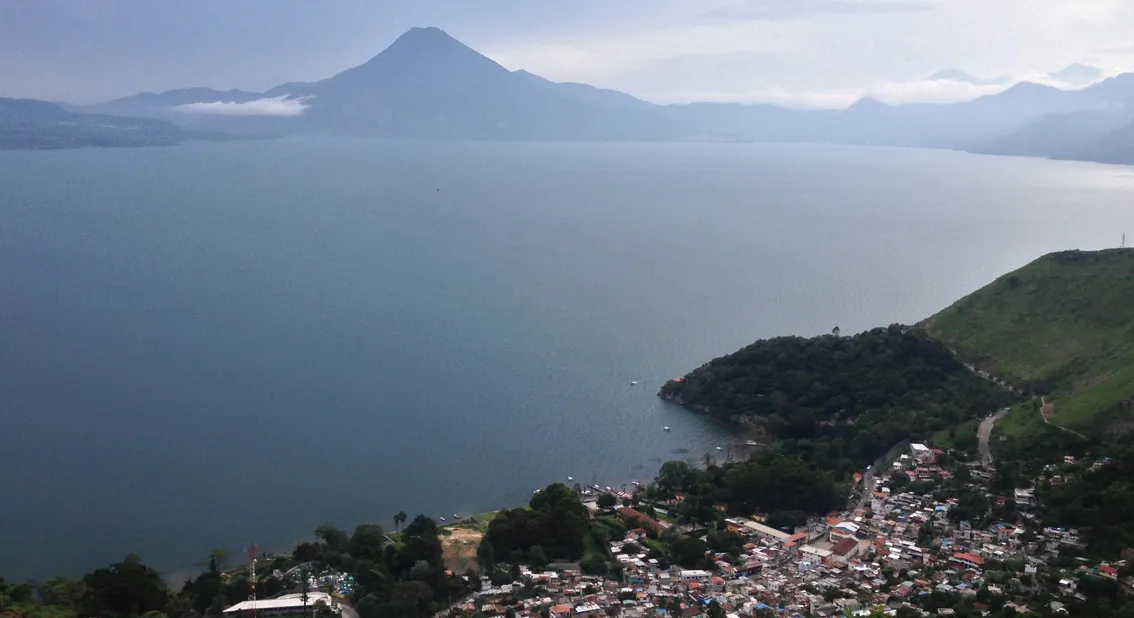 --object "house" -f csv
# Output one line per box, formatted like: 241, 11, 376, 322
950, 552, 985, 572
1100, 565, 1119, 580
